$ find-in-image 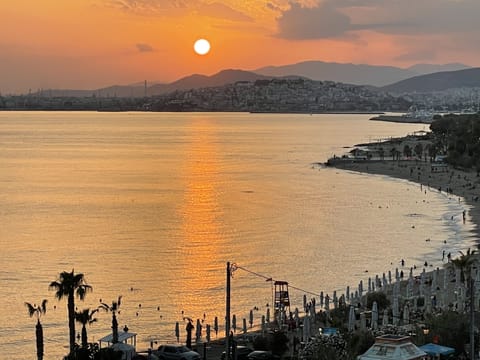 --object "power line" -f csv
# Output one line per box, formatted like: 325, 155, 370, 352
232, 263, 319, 297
